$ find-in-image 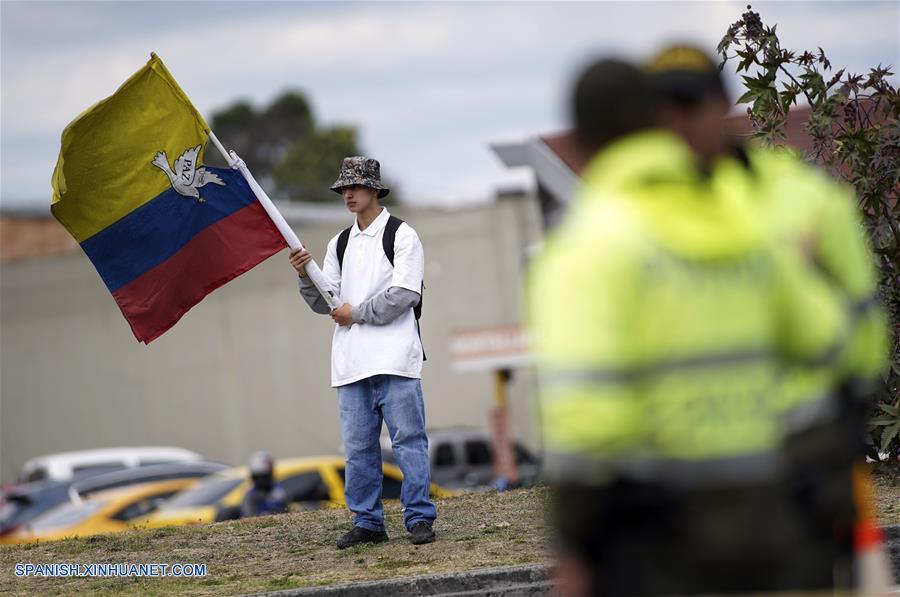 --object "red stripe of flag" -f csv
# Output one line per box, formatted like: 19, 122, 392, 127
112, 201, 287, 343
